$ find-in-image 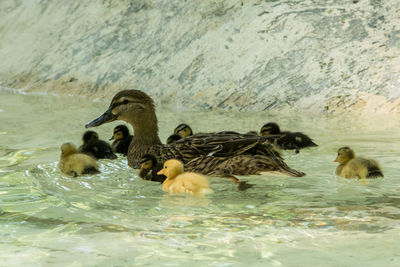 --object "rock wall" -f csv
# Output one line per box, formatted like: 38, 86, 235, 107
1, 0, 400, 113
